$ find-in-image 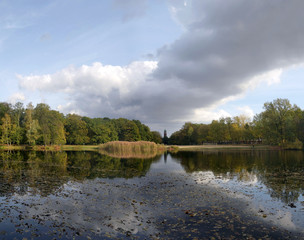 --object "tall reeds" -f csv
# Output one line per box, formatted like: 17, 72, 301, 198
99, 141, 166, 158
